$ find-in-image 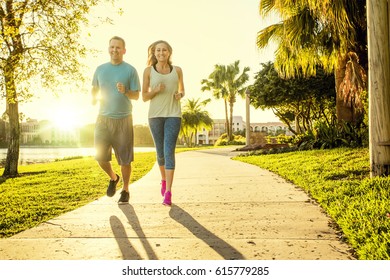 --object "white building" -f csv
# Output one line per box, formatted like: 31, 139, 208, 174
16, 119, 80, 145
38, 120, 80, 145
20, 119, 40, 144
196, 116, 293, 145
251, 122, 293, 136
